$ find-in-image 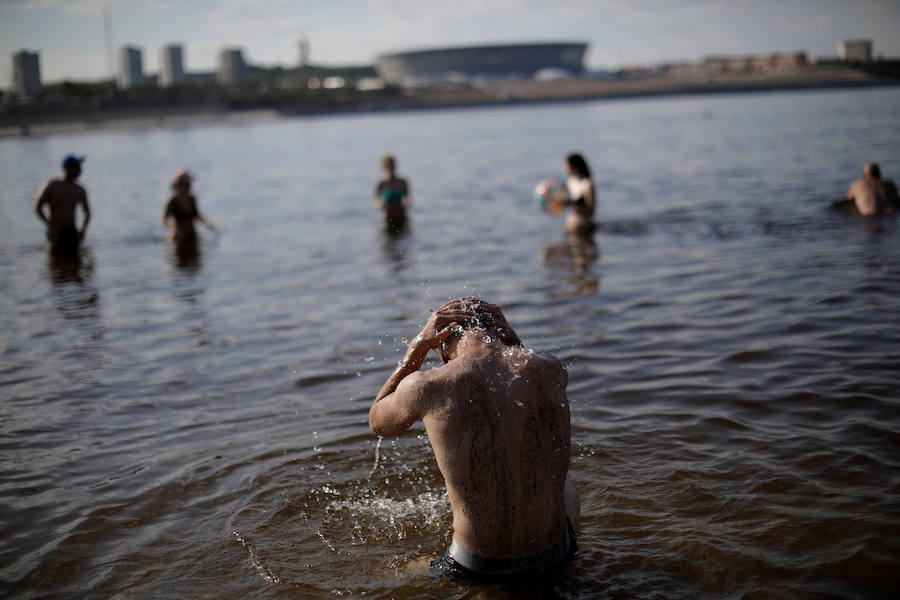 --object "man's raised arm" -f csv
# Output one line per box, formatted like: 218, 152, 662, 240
369, 309, 459, 436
